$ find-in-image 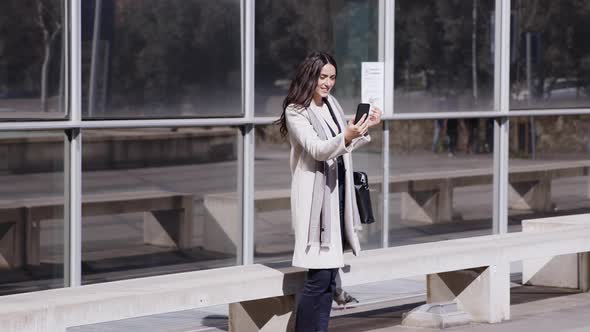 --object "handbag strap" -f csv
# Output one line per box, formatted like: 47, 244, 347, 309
324, 98, 342, 134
